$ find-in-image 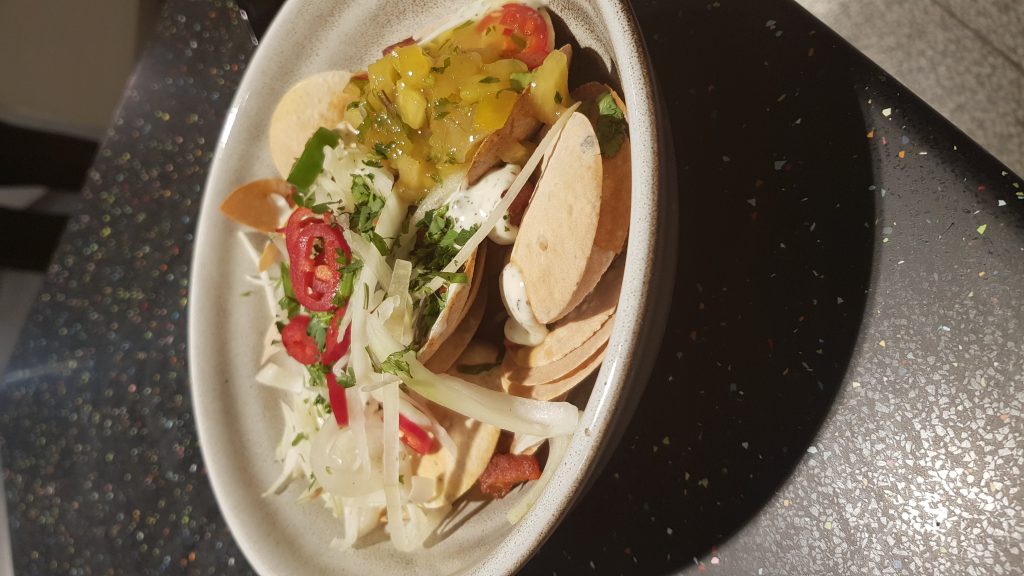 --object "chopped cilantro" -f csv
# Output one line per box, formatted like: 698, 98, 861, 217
366, 230, 390, 256
312, 394, 333, 415
430, 56, 451, 74
336, 366, 357, 389
594, 91, 627, 157
346, 101, 361, 111
362, 158, 383, 168
240, 290, 253, 297
433, 97, 453, 120
509, 33, 527, 51
291, 432, 309, 446
509, 72, 533, 93
306, 363, 328, 388
278, 263, 300, 318
409, 205, 477, 292
416, 291, 446, 342
554, 91, 563, 104
350, 174, 385, 234
379, 347, 414, 378
335, 256, 362, 307
306, 311, 333, 352
479, 76, 500, 84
